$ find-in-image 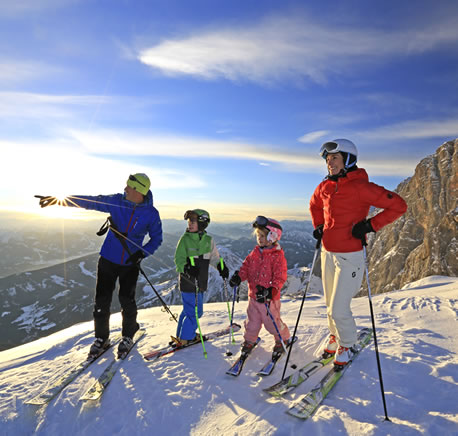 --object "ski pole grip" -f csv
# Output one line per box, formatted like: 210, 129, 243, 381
189, 256, 196, 266
220, 258, 224, 270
